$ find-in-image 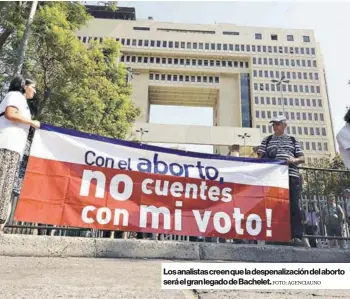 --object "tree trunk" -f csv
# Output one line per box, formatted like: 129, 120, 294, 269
0, 28, 13, 51
13, 0, 38, 76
